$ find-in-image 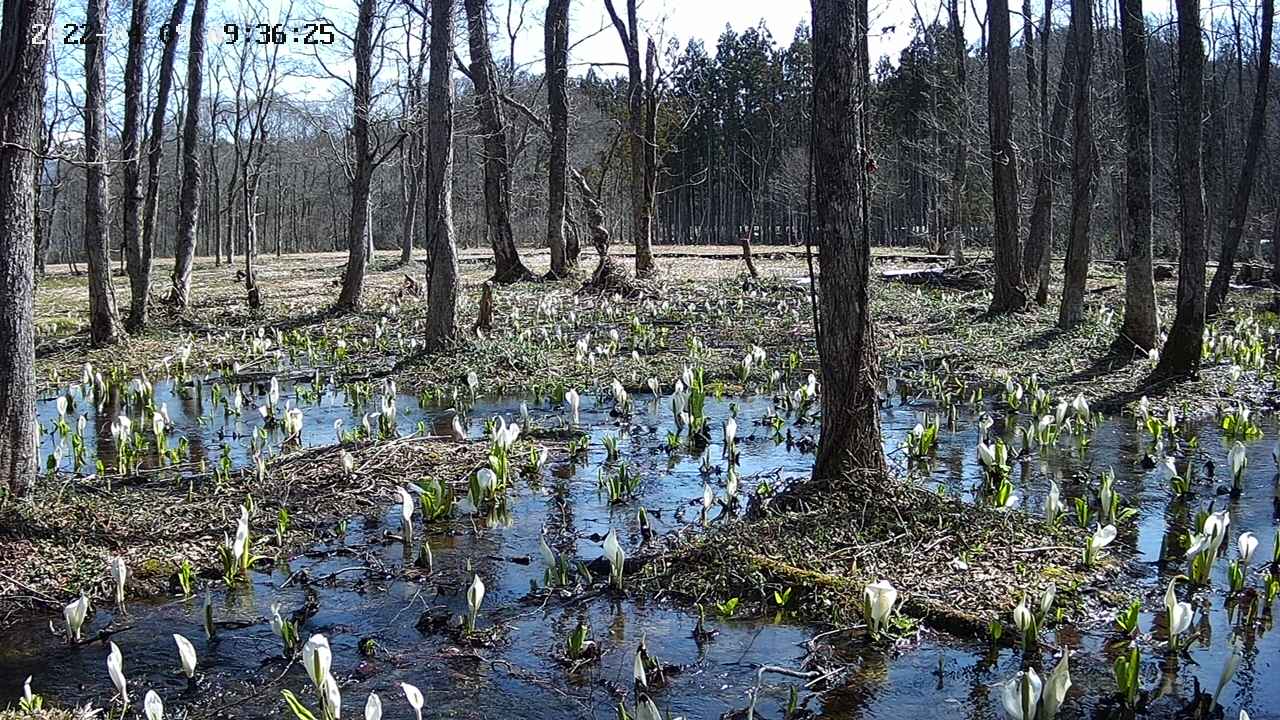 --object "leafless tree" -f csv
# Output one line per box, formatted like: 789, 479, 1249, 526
169, 0, 209, 307
986, 0, 1025, 313
1206, 0, 1273, 316
0, 0, 56, 496
1058, 0, 1096, 328
811, 0, 884, 477
424, 0, 460, 347
1154, 0, 1208, 378
604, 0, 658, 277
84, 0, 121, 345
1117, 0, 1159, 350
